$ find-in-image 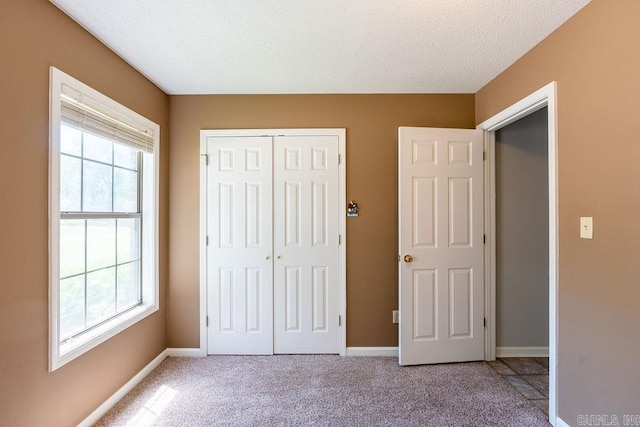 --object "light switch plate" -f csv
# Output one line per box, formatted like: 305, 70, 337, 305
580, 217, 593, 239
